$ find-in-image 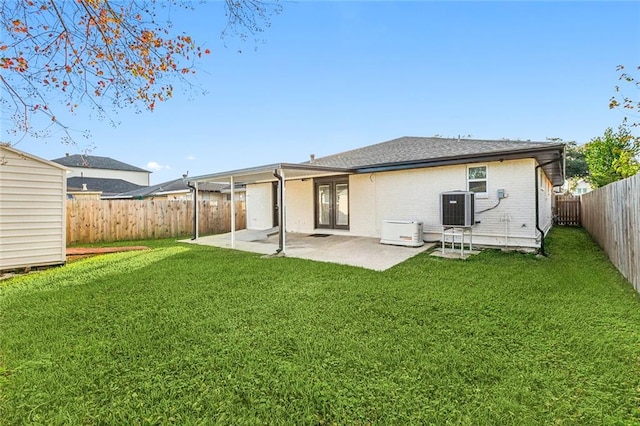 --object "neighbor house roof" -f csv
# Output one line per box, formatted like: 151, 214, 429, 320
52, 154, 150, 173
67, 177, 144, 195
107, 178, 245, 199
